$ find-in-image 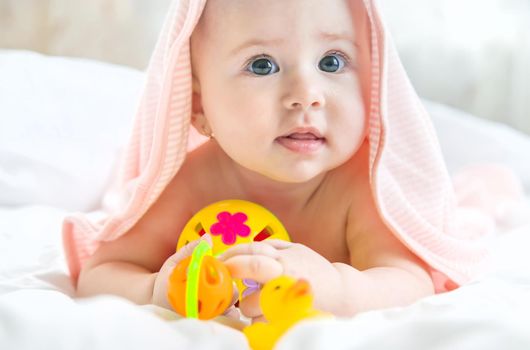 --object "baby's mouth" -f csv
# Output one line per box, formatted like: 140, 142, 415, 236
283, 133, 322, 140
275, 133, 326, 154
